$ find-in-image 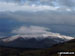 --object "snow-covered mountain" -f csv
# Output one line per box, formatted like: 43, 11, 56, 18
0, 33, 74, 48
2, 33, 74, 42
